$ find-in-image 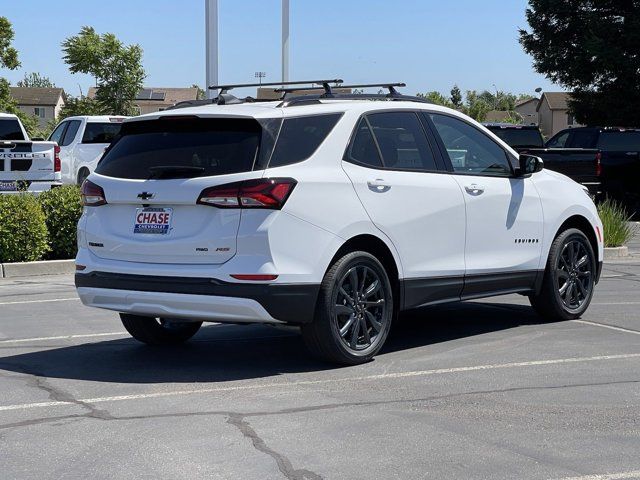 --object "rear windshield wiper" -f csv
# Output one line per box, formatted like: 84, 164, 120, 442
148, 166, 205, 179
